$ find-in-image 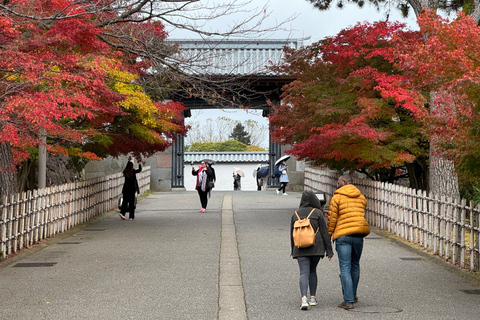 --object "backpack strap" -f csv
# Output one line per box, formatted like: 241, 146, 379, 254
306, 208, 316, 219
296, 208, 316, 220
306, 208, 319, 234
